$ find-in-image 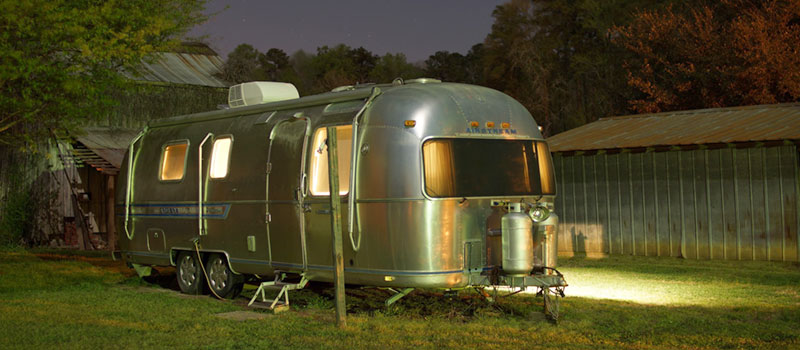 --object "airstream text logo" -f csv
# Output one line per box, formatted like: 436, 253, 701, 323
464, 127, 517, 135
124, 204, 231, 219
160, 207, 180, 215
